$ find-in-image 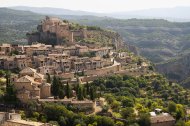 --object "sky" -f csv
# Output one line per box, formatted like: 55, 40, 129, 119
1, 0, 190, 13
